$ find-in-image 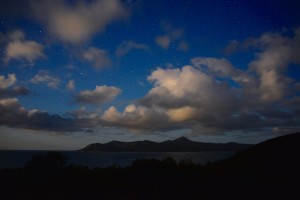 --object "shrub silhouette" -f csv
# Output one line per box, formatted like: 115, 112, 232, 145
25, 152, 67, 176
